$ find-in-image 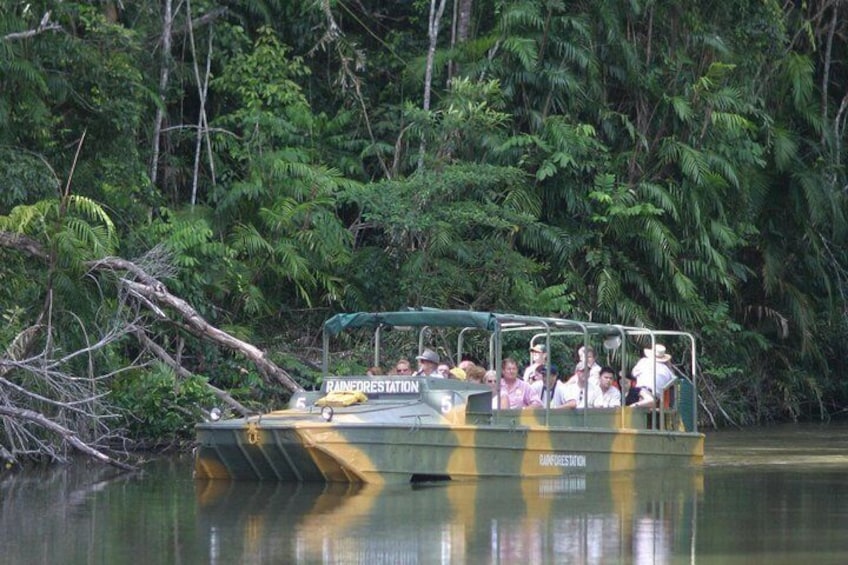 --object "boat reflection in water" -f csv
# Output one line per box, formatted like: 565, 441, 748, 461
195, 467, 702, 563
